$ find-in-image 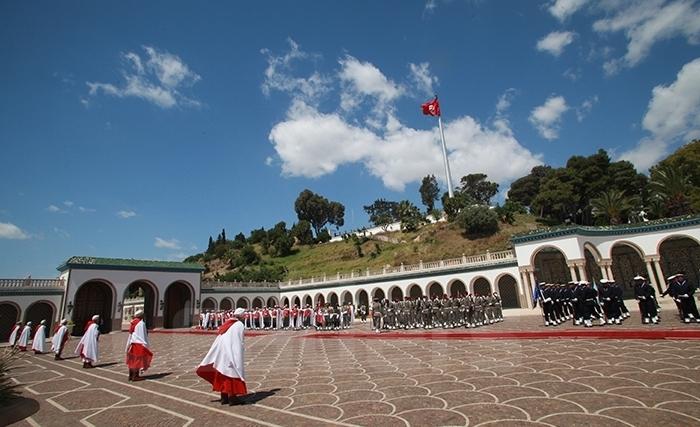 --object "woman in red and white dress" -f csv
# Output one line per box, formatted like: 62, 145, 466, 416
126, 310, 153, 381
75, 315, 100, 368
196, 307, 247, 405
